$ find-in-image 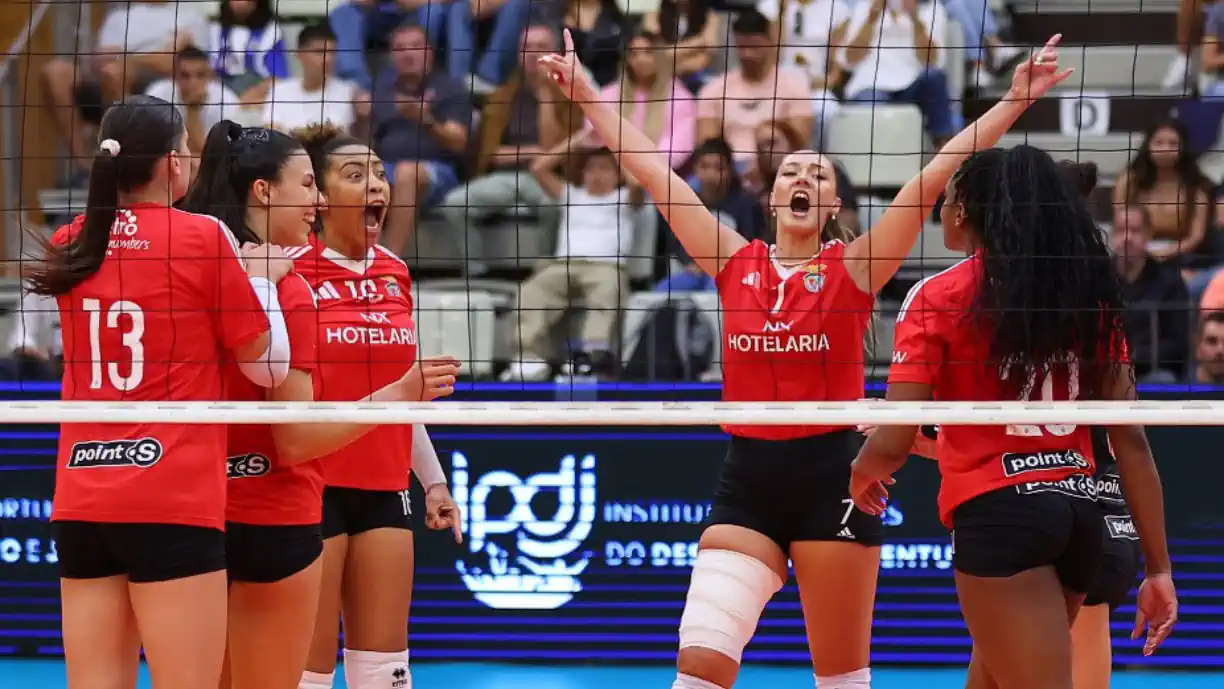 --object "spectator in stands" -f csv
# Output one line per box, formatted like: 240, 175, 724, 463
502, 144, 643, 381
265, 24, 367, 133
330, 0, 415, 92
941, 0, 1024, 89
1165, 0, 1211, 91
588, 29, 696, 169
1114, 119, 1212, 263
1193, 311, 1224, 383
757, 0, 847, 150
655, 138, 764, 292
562, 0, 630, 86
840, 0, 961, 147
0, 291, 61, 383
419, 0, 535, 93
145, 47, 243, 156
1198, 1, 1224, 96
641, 0, 720, 93
40, 0, 208, 182
209, 0, 290, 105
696, 10, 813, 169
438, 24, 581, 275
370, 21, 473, 256
745, 119, 861, 232
1113, 204, 1191, 381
